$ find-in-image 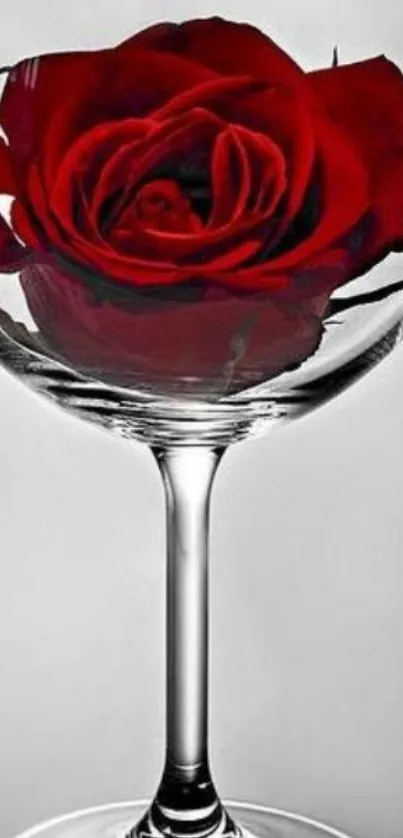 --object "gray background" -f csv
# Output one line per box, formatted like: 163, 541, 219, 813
1, 2, 403, 838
